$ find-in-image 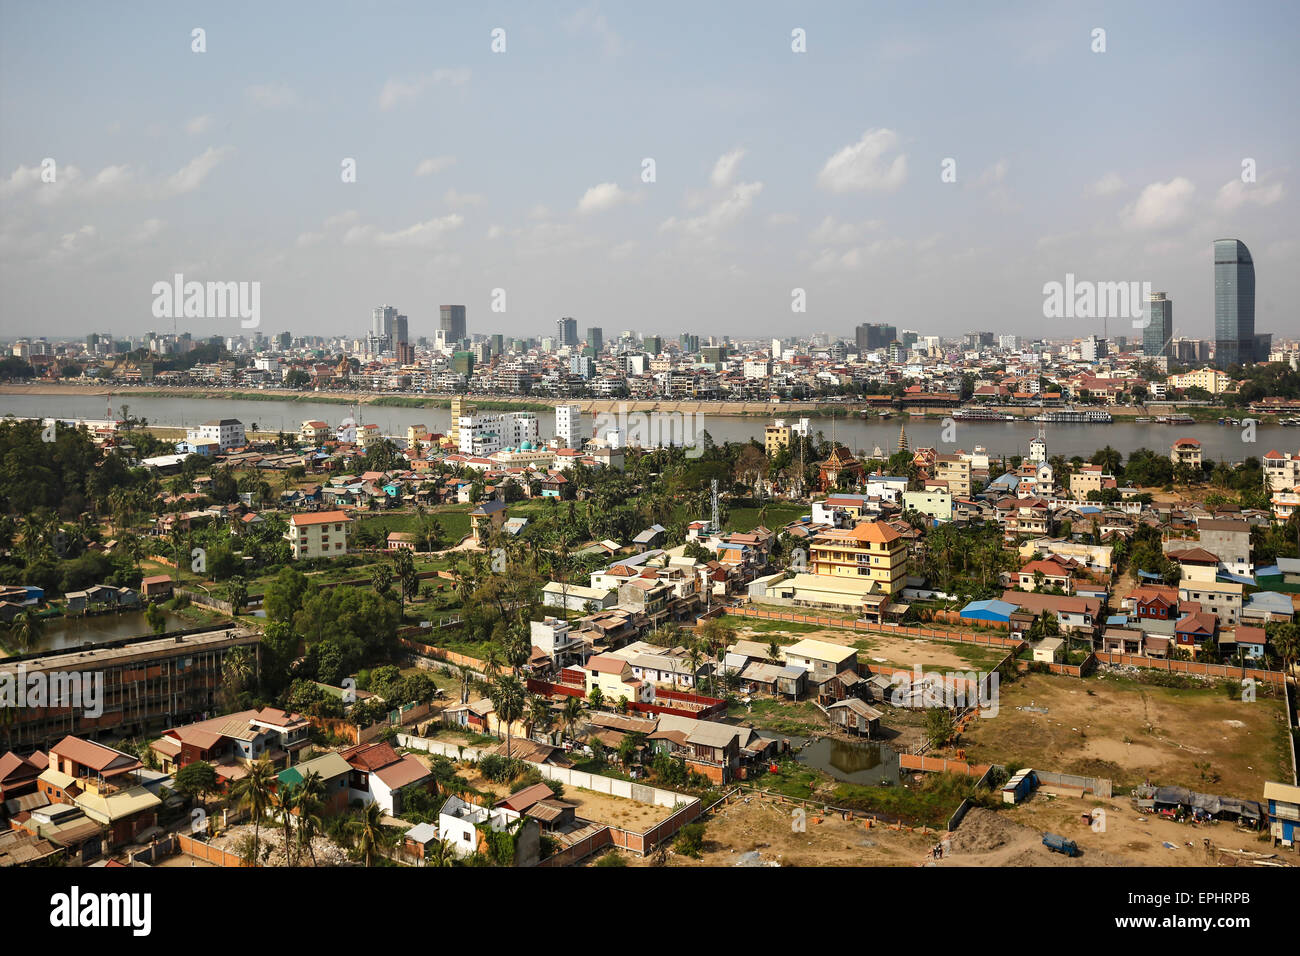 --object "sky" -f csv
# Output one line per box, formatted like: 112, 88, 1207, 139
0, 0, 1296, 344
